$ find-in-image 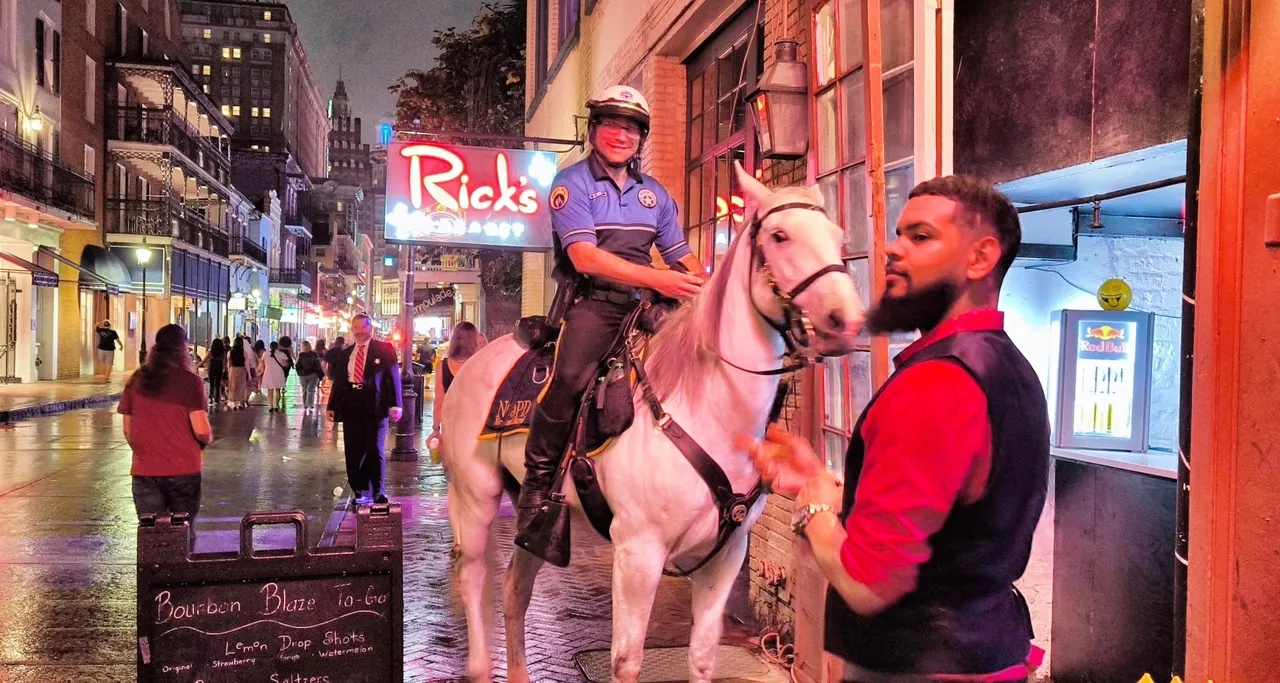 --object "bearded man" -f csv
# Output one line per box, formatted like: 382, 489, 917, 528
751, 176, 1050, 682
